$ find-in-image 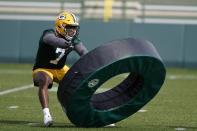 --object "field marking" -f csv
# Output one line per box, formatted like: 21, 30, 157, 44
0, 84, 34, 96
138, 109, 147, 113
175, 127, 186, 131
8, 106, 19, 109
0, 74, 197, 96
167, 74, 197, 80
27, 122, 40, 126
